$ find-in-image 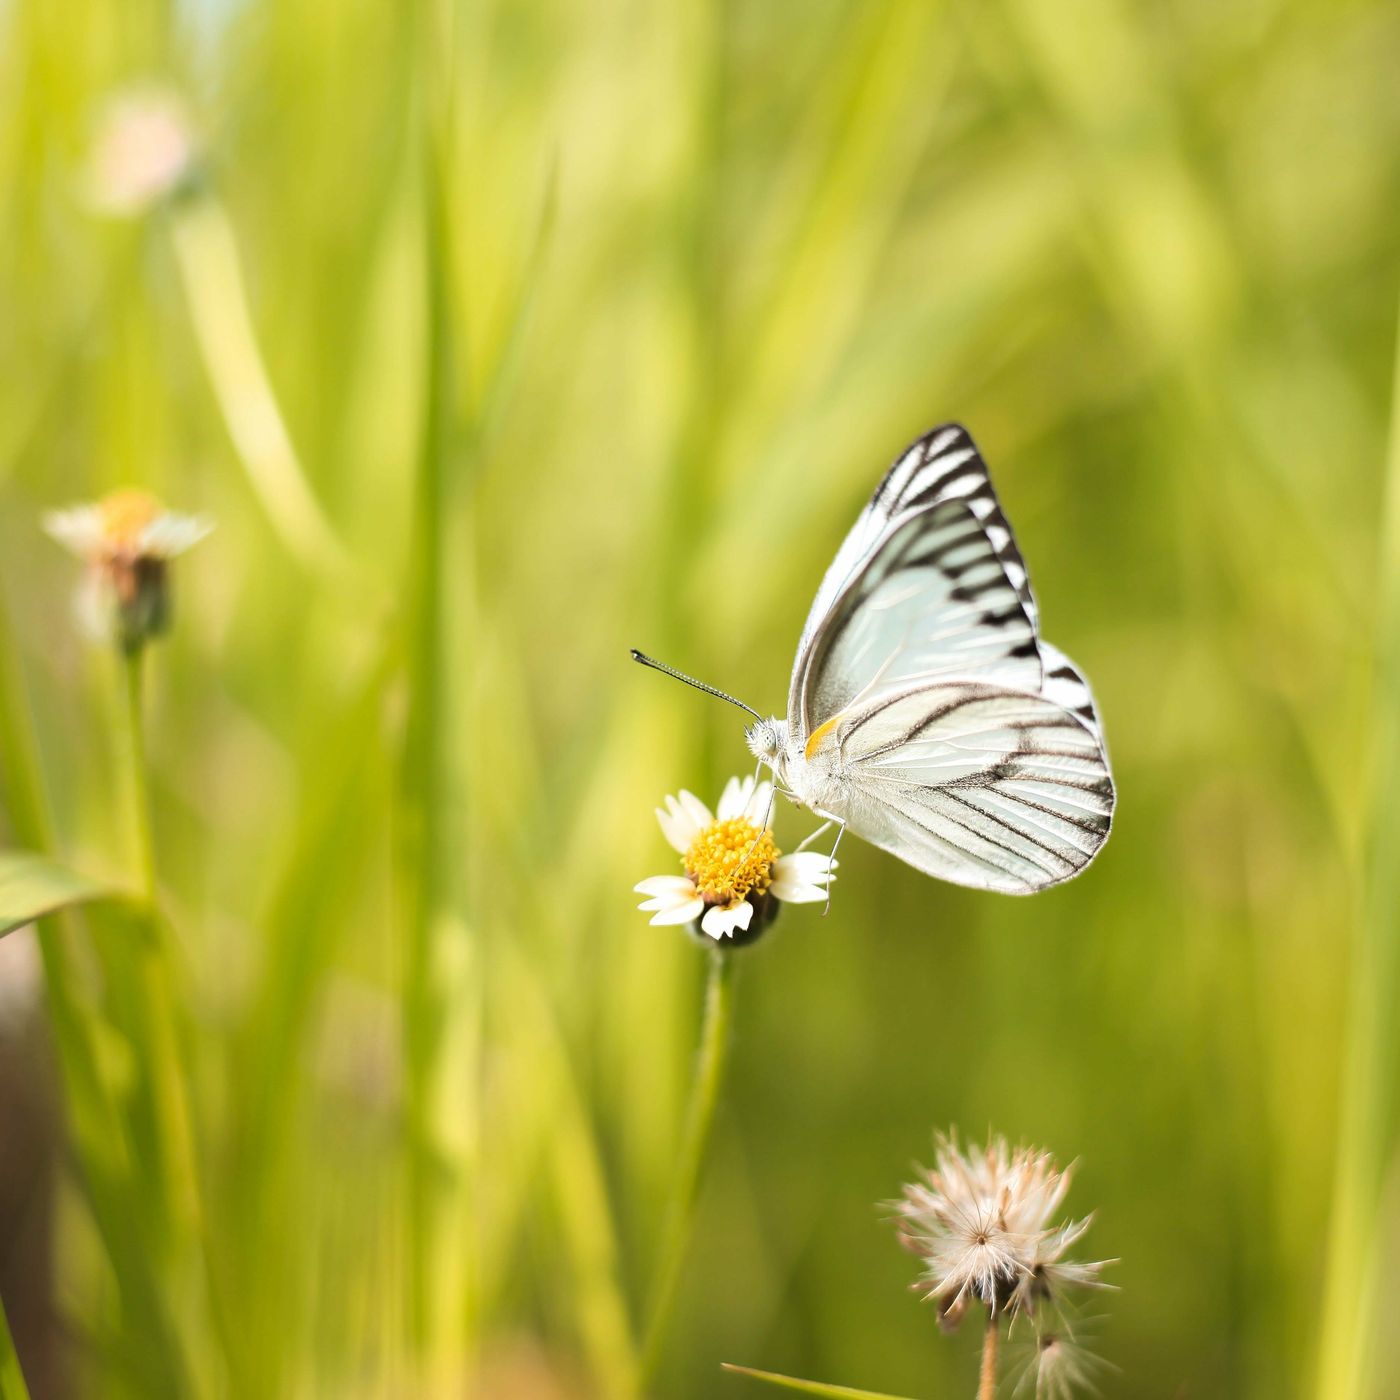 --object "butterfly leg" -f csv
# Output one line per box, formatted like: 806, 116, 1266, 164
739, 777, 805, 863
794, 820, 833, 853
737, 774, 781, 865
821, 819, 847, 918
